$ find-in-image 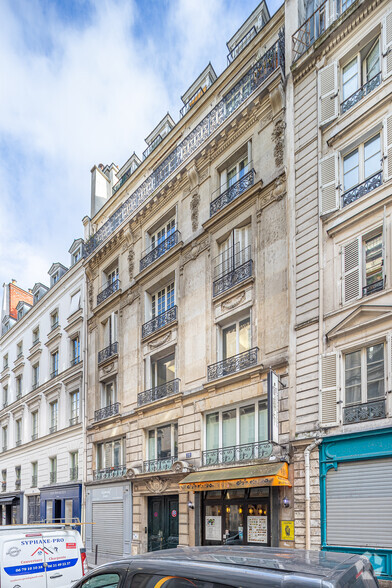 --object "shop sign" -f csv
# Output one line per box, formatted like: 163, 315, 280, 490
280, 520, 294, 541
268, 370, 279, 444
247, 516, 267, 543
205, 516, 221, 541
